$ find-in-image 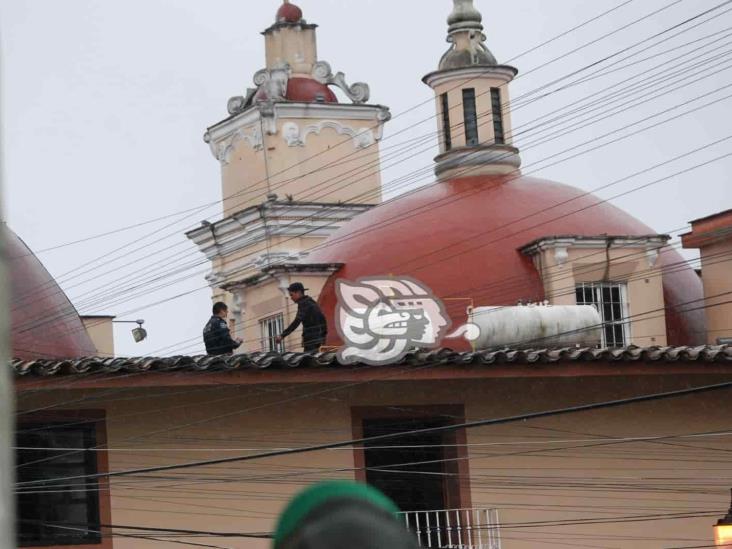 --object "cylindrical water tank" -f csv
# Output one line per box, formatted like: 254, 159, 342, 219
469, 305, 602, 350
